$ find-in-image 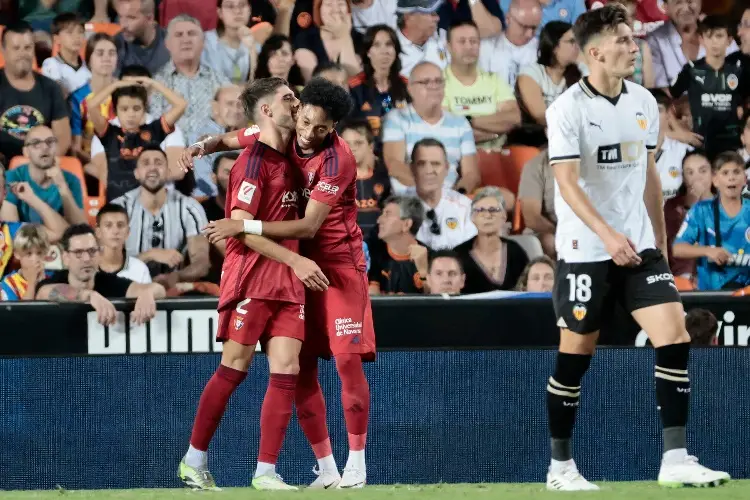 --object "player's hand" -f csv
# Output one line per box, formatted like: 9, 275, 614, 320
408, 244, 429, 275
203, 219, 244, 244
292, 256, 329, 291
706, 247, 732, 266
178, 143, 205, 172
147, 248, 184, 268
603, 230, 642, 267
131, 290, 157, 325
9, 182, 39, 203
89, 291, 118, 326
